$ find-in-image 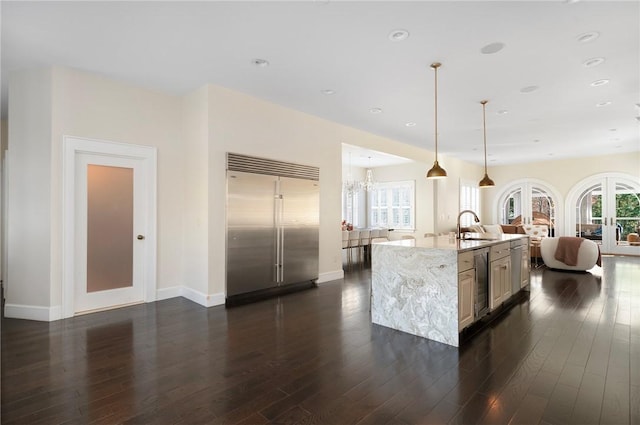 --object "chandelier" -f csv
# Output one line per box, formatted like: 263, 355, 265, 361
343, 152, 359, 196
360, 157, 377, 192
